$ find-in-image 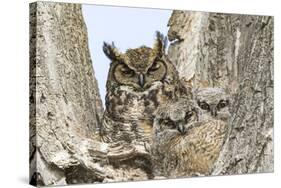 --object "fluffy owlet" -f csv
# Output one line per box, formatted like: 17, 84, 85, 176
195, 87, 231, 122
151, 91, 230, 177
101, 32, 185, 145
